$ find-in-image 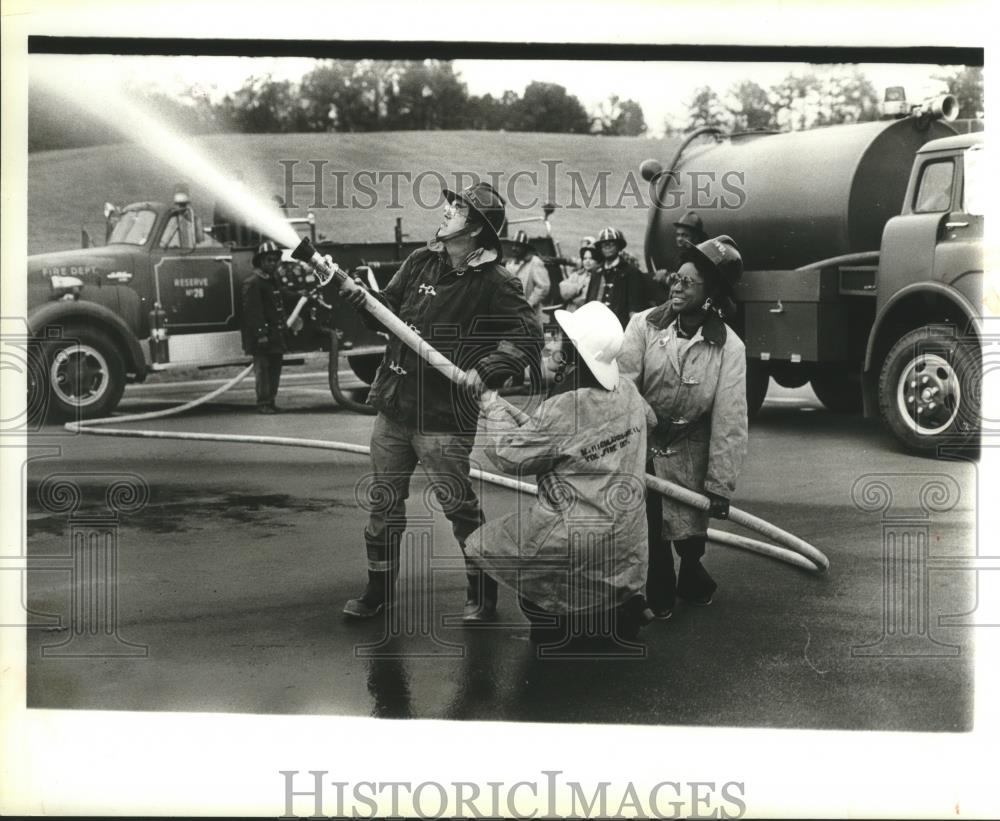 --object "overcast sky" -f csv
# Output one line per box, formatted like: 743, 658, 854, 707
38, 54, 961, 136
